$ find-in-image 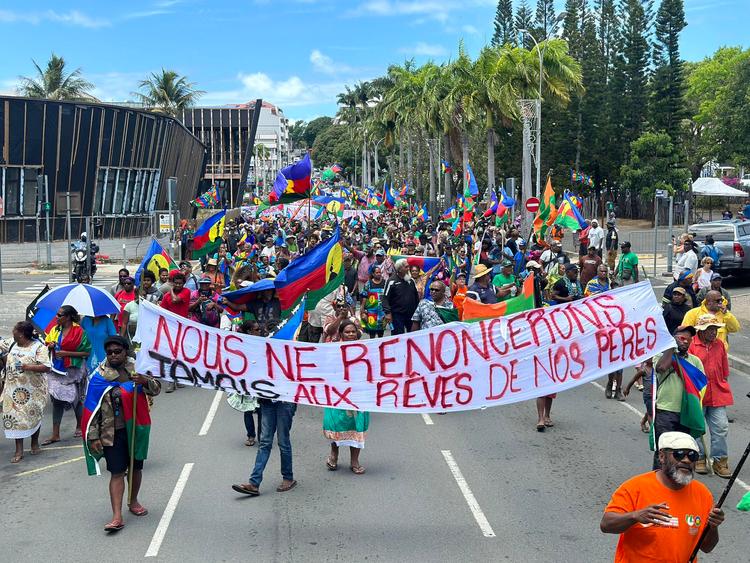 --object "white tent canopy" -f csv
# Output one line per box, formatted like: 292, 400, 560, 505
692, 177, 748, 197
